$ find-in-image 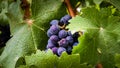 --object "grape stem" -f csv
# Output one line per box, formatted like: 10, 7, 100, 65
21, 0, 31, 19
95, 63, 103, 68
64, 0, 76, 17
